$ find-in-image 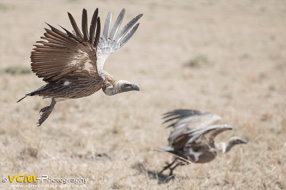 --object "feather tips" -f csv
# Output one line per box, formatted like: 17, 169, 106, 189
89, 8, 99, 44
114, 13, 142, 42
96, 8, 142, 73
68, 12, 83, 39
94, 17, 101, 48
82, 9, 89, 41
31, 8, 101, 83
103, 12, 112, 41
109, 9, 125, 40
